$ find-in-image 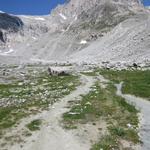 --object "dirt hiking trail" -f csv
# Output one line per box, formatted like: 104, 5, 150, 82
9, 75, 95, 150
